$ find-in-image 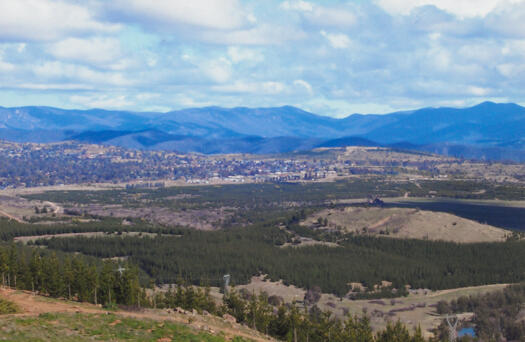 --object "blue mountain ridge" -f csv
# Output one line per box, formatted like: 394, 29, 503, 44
0, 101, 524, 161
